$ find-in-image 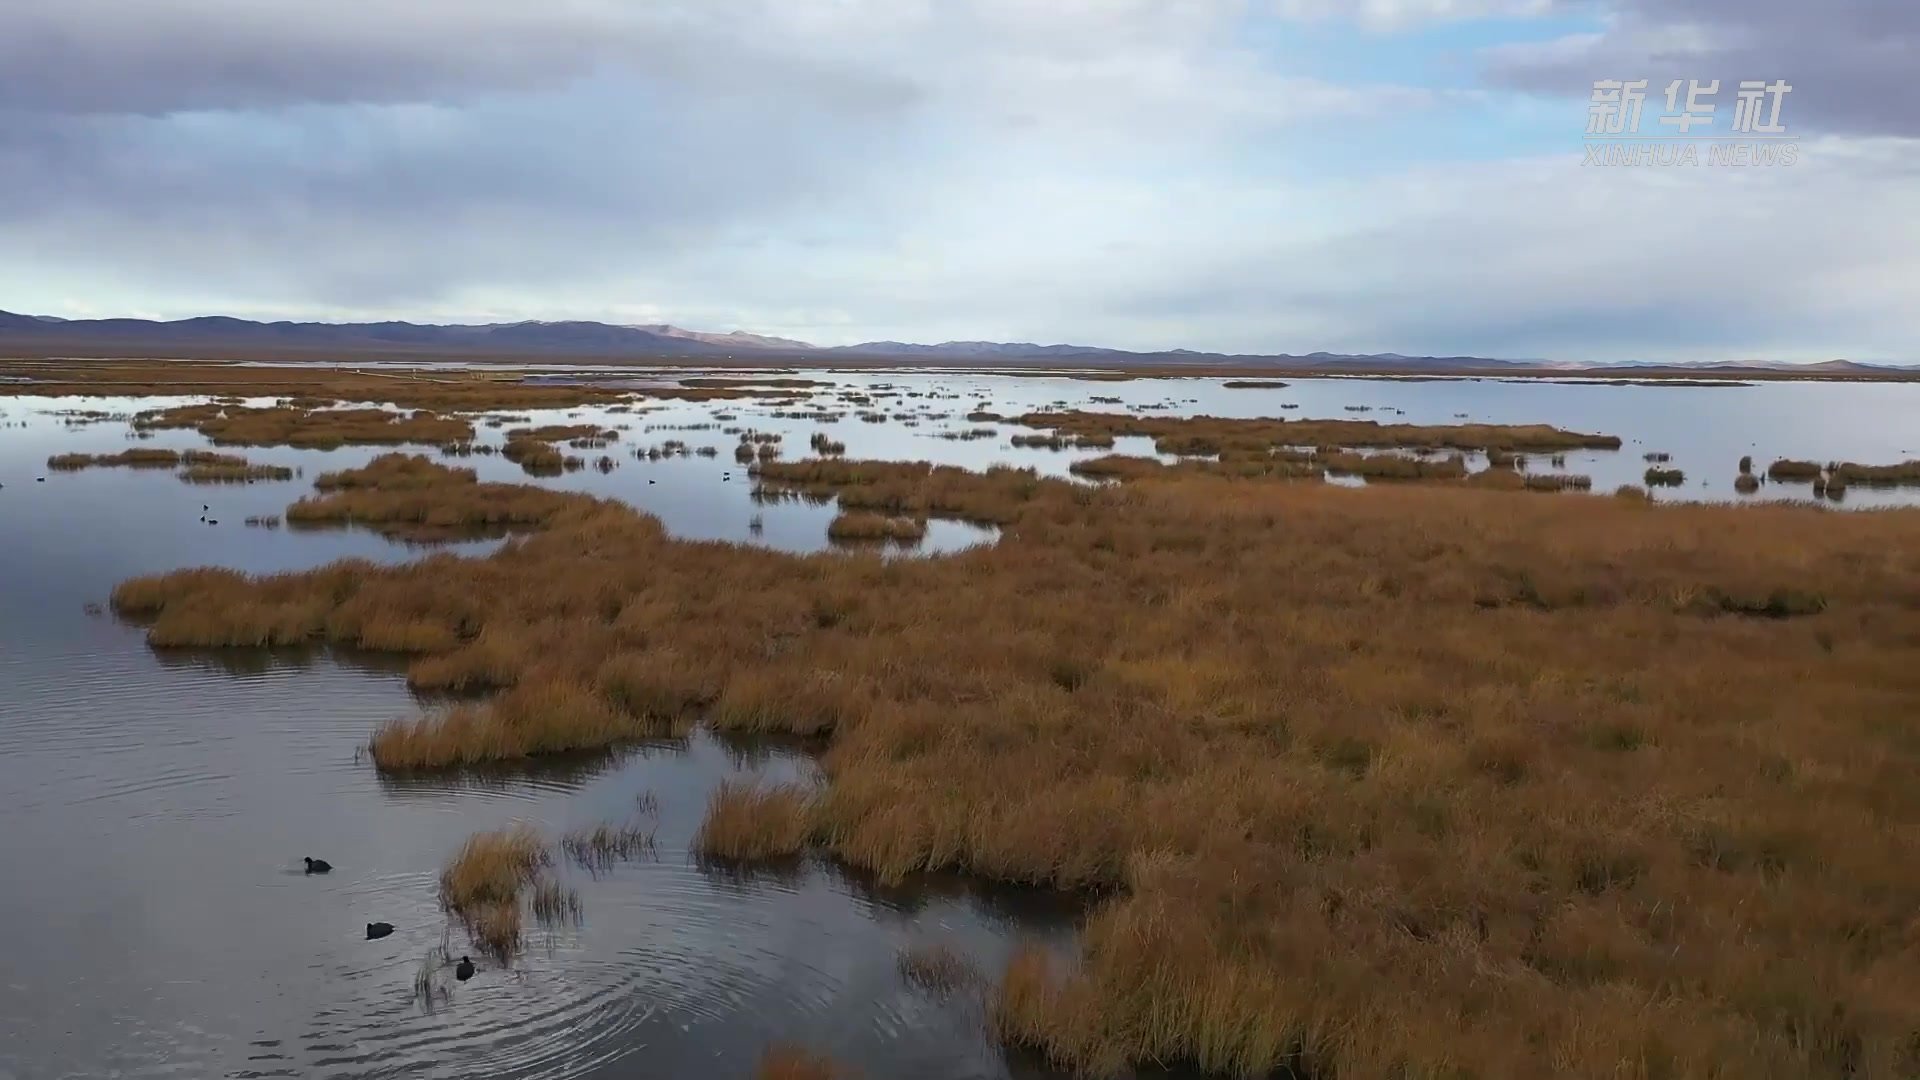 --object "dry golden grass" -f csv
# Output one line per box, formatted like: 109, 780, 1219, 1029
47, 448, 188, 470
289, 453, 579, 540
826, 512, 927, 543
1831, 460, 1920, 486
132, 403, 473, 448
756, 1044, 848, 1080
693, 782, 816, 862
111, 441, 1920, 1078
1769, 459, 1824, 481
440, 824, 548, 961
1018, 409, 1622, 455
180, 462, 295, 483
1, 358, 632, 410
